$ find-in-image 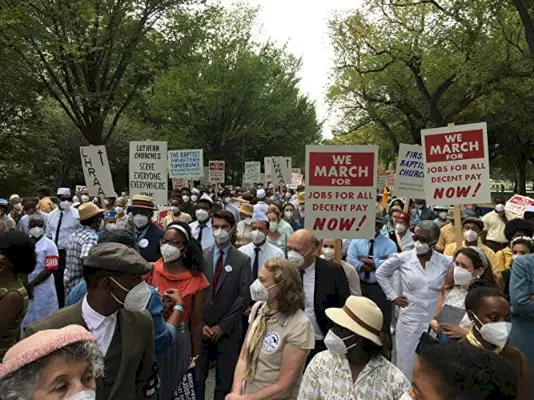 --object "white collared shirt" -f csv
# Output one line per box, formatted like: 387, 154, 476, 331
189, 219, 214, 250
239, 241, 285, 278
302, 261, 324, 340
45, 207, 80, 250
82, 295, 118, 356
